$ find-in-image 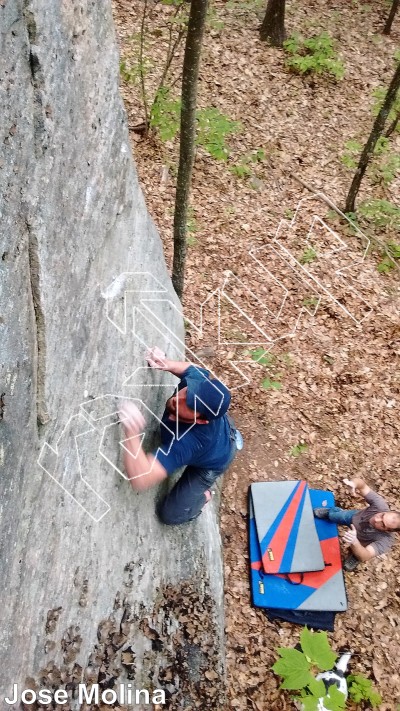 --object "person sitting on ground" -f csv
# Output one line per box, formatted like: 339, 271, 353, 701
314, 477, 400, 571
118, 347, 241, 526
